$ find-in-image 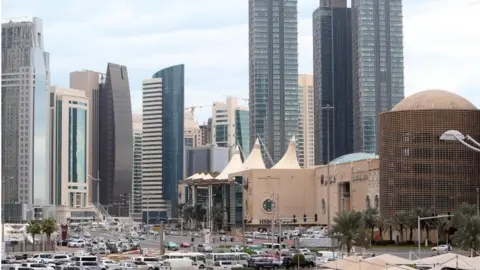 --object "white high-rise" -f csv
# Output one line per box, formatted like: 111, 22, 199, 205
1, 17, 50, 205
298, 74, 315, 168
132, 112, 143, 221
141, 78, 166, 223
